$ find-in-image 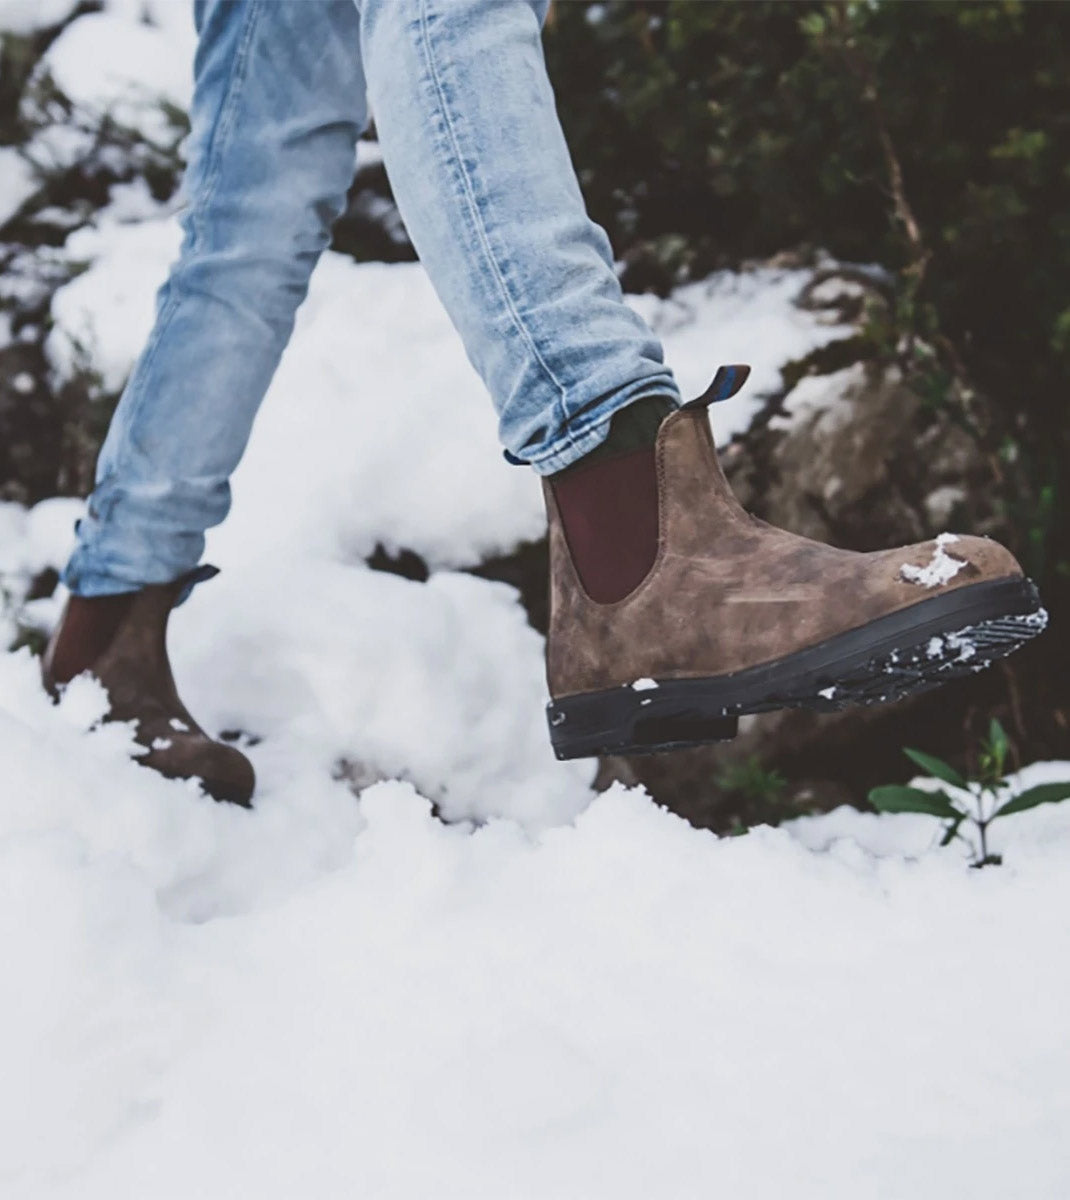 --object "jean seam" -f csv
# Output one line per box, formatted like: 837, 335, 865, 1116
415, 0, 578, 455
191, 0, 263, 247
108, 0, 263, 484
